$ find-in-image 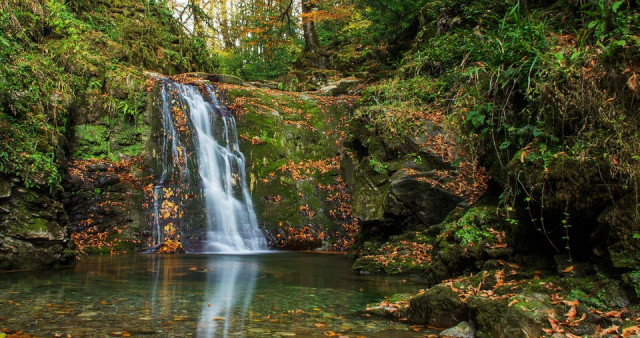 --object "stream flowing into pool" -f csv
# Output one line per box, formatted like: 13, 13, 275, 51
0, 253, 432, 337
